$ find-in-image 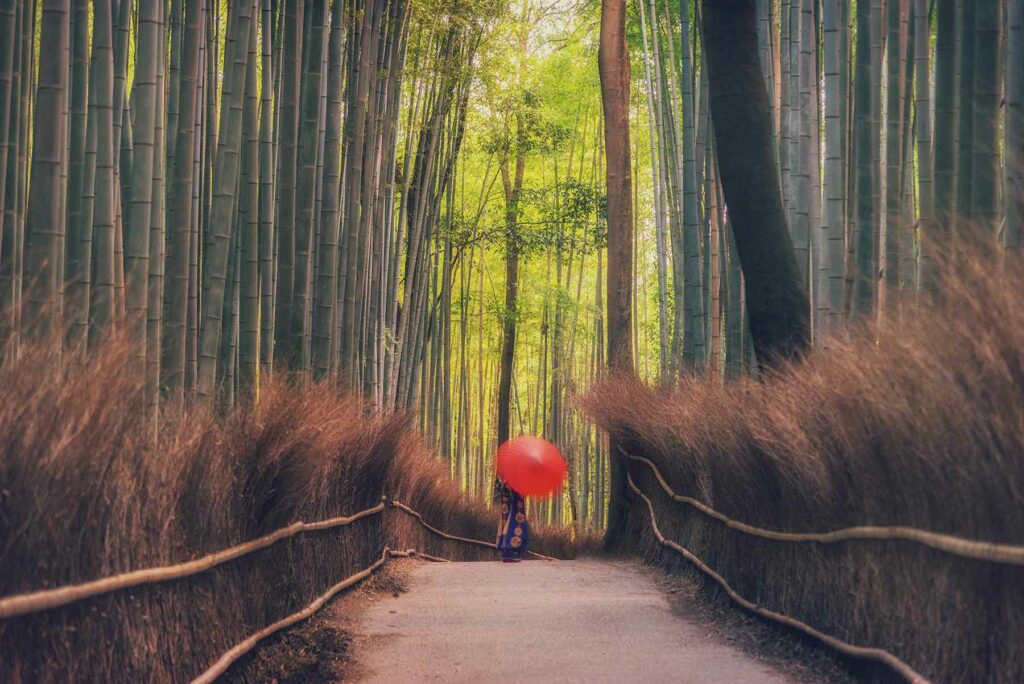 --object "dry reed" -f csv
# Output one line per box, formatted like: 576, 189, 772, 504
0, 338, 577, 682
582, 250, 1024, 683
